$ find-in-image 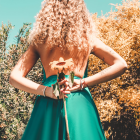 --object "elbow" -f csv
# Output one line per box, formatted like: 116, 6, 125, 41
122, 60, 127, 70
118, 60, 128, 73
9, 74, 14, 86
9, 72, 24, 87
124, 62, 128, 70
113, 59, 127, 74
9, 73, 17, 87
